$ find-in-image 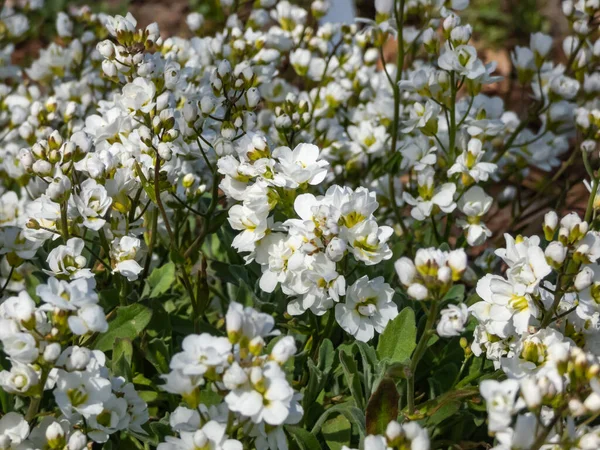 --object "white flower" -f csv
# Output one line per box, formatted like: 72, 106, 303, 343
457, 186, 493, 246
348, 121, 388, 155
158, 421, 242, 450
479, 379, 520, 432
471, 274, 538, 335
105, 12, 137, 38
403, 168, 456, 221
530, 32, 553, 60
438, 44, 486, 79
186, 12, 204, 32
228, 204, 270, 254
225, 362, 295, 426
118, 78, 156, 114
169, 334, 231, 377
343, 219, 393, 266
511, 46, 535, 72
110, 236, 144, 281
46, 238, 93, 280
495, 234, 551, 293
54, 371, 112, 419
0, 362, 39, 394
273, 143, 329, 187
73, 179, 112, 231
437, 303, 469, 337
37, 277, 98, 311
447, 138, 496, 184
56, 12, 73, 38
385, 420, 430, 450
68, 304, 109, 335
87, 395, 130, 443
2, 333, 39, 364
0, 413, 29, 448
335, 276, 398, 342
